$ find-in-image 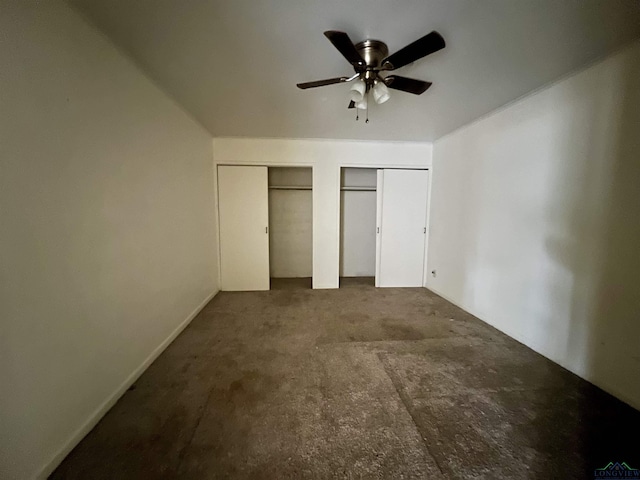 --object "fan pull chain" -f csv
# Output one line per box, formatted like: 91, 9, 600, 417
355, 108, 359, 121
366, 100, 369, 123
